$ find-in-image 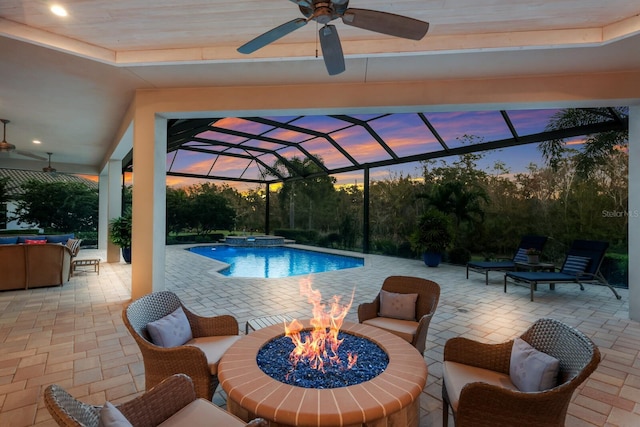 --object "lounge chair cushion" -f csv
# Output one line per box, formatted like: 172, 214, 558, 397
510, 338, 560, 392
99, 401, 133, 427
158, 398, 247, 427
147, 307, 193, 348
443, 361, 518, 411
186, 335, 243, 374
562, 255, 591, 275
362, 317, 417, 343
379, 290, 418, 320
